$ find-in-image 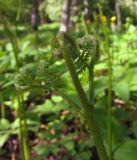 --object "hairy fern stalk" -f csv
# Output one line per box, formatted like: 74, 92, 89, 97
15, 32, 108, 160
